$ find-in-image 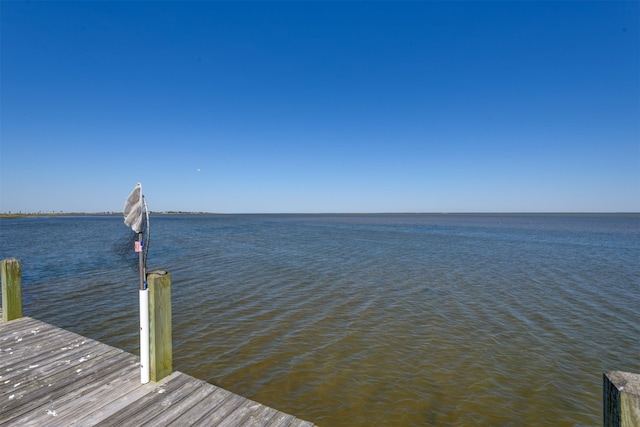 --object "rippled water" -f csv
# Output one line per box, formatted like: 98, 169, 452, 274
1, 213, 639, 426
